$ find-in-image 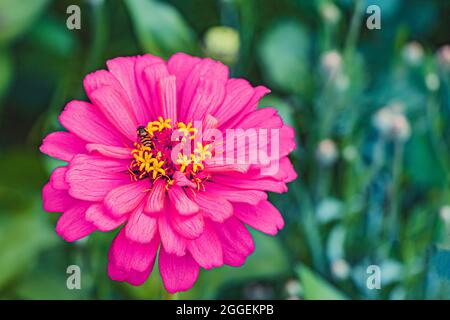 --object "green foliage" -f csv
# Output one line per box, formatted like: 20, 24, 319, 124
297, 265, 348, 300
125, 0, 198, 59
